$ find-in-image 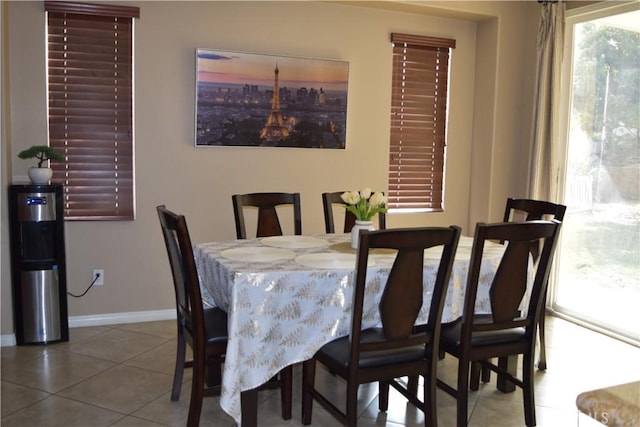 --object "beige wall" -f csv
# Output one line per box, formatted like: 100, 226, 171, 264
1, 1, 539, 339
